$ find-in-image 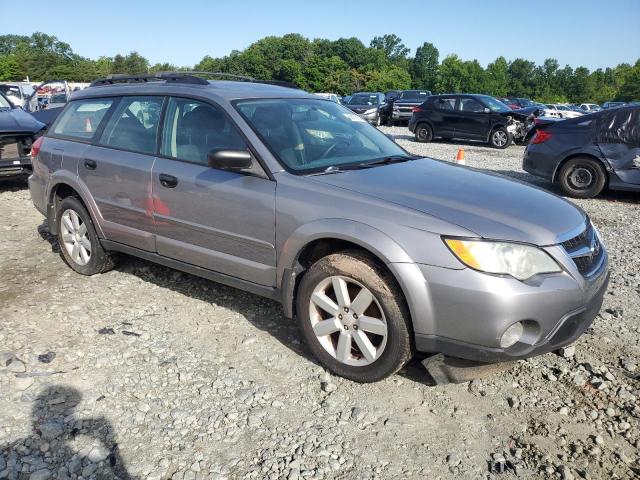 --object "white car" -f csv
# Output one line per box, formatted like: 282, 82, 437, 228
314, 93, 341, 104
0, 83, 36, 110
579, 103, 601, 113
545, 104, 583, 119
539, 105, 561, 118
